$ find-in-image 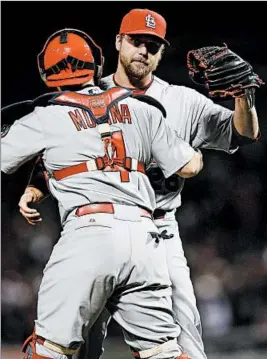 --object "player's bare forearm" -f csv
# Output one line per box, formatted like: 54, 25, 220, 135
233, 96, 259, 139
